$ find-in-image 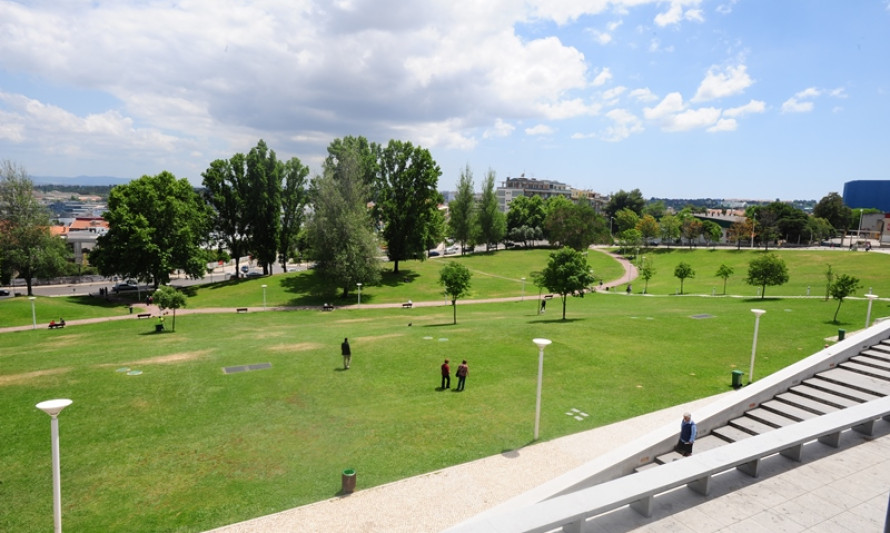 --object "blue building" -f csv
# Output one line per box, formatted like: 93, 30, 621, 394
843, 180, 890, 211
